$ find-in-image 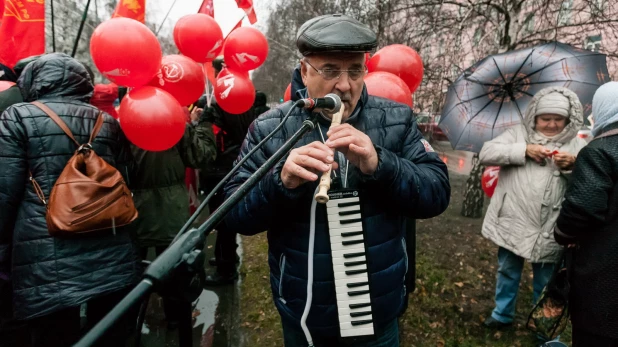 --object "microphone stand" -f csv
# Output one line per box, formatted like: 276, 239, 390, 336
74, 116, 319, 347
